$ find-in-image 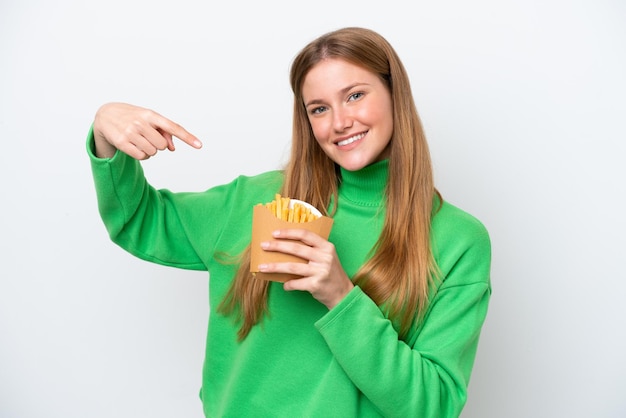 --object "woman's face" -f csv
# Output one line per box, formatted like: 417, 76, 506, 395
301, 58, 393, 172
